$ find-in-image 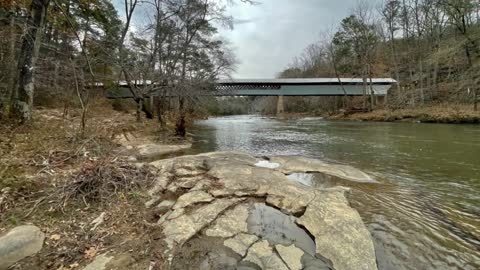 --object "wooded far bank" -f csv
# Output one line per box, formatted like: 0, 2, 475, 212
1, 0, 479, 134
